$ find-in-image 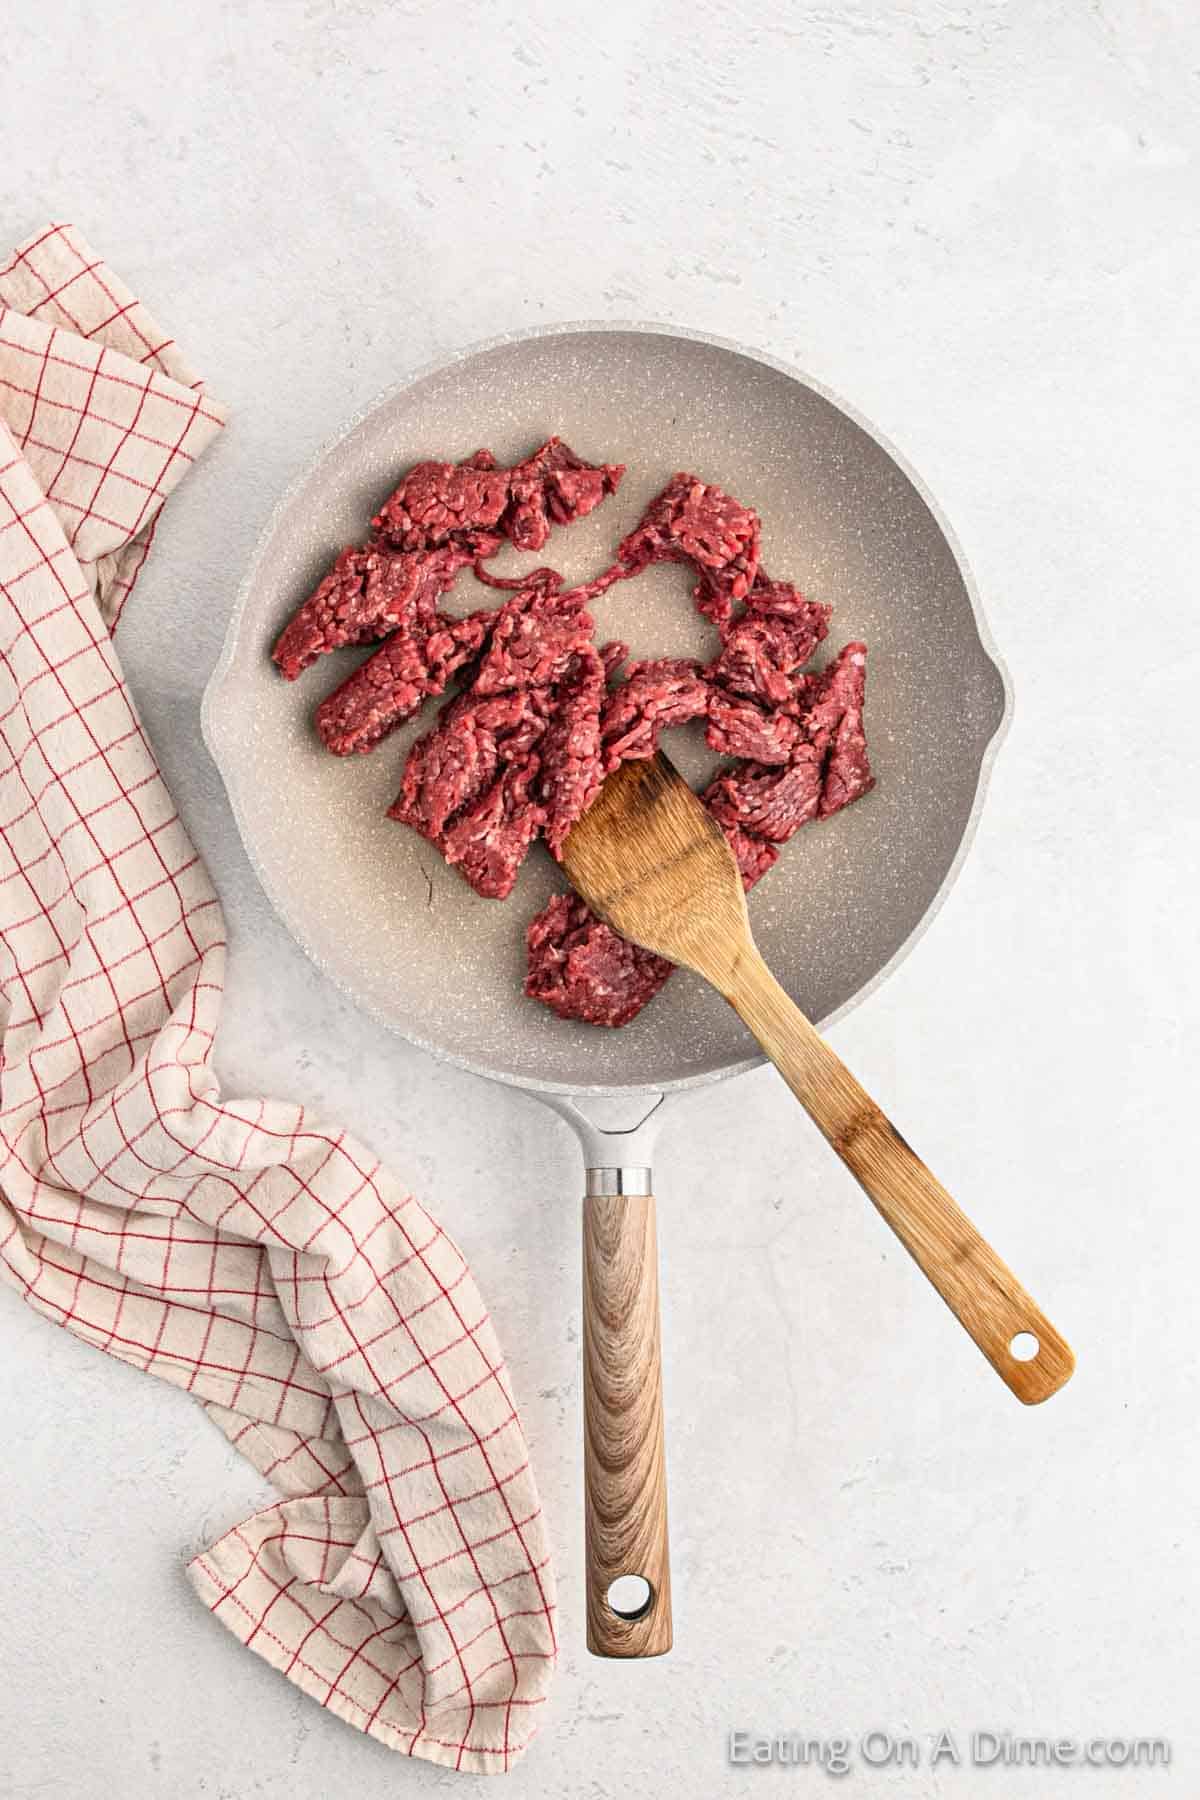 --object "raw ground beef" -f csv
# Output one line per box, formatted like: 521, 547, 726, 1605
315, 608, 492, 755
709, 585, 832, 707
370, 447, 511, 550
501, 438, 624, 552
538, 644, 608, 858
524, 893, 676, 1029
524, 646, 871, 1028
273, 541, 479, 683
385, 584, 603, 898
272, 439, 623, 680
599, 658, 710, 771
273, 447, 874, 1027
617, 470, 761, 635
472, 583, 596, 696
521, 474, 873, 1028
705, 688, 802, 763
